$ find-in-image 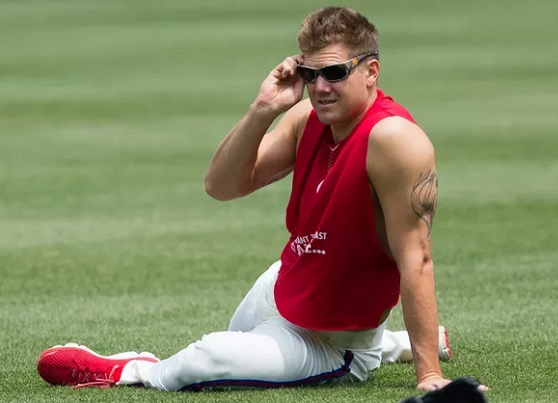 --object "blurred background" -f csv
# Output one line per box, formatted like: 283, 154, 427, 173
1, 1, 557, 402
